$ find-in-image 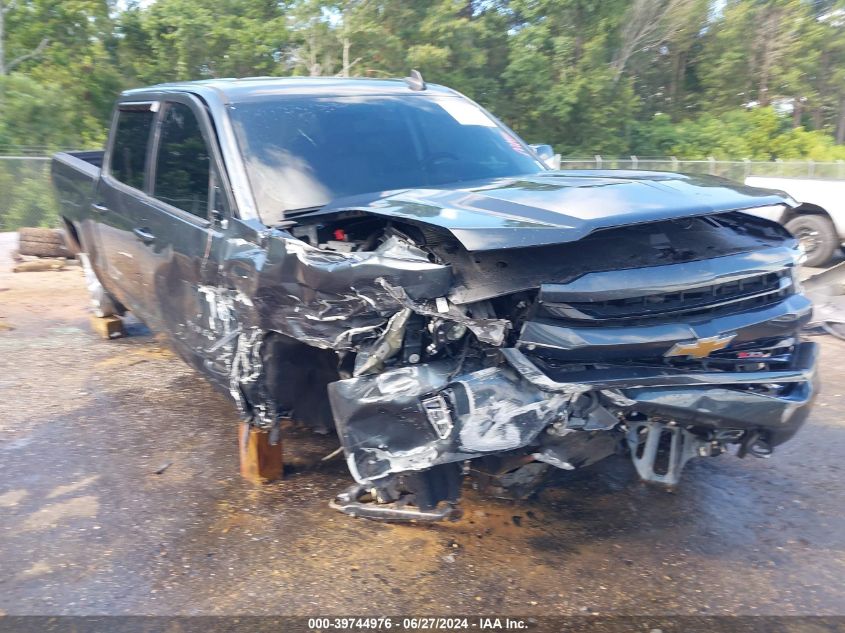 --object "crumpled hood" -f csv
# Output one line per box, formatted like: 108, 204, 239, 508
319, 170, 793, 251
